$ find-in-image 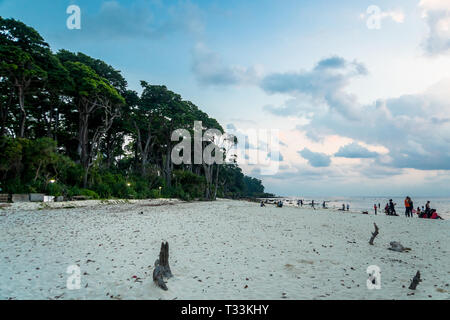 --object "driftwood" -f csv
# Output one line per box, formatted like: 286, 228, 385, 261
153, 241, 173, 290
369, 223, 379, 245
409, 271, 421, 290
